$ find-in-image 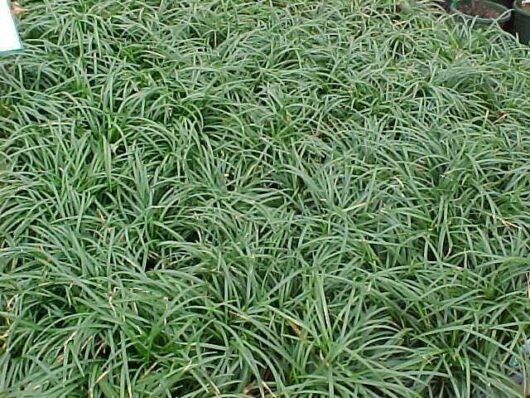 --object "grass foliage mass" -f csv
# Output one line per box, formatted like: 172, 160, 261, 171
1, 0, 530, 397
